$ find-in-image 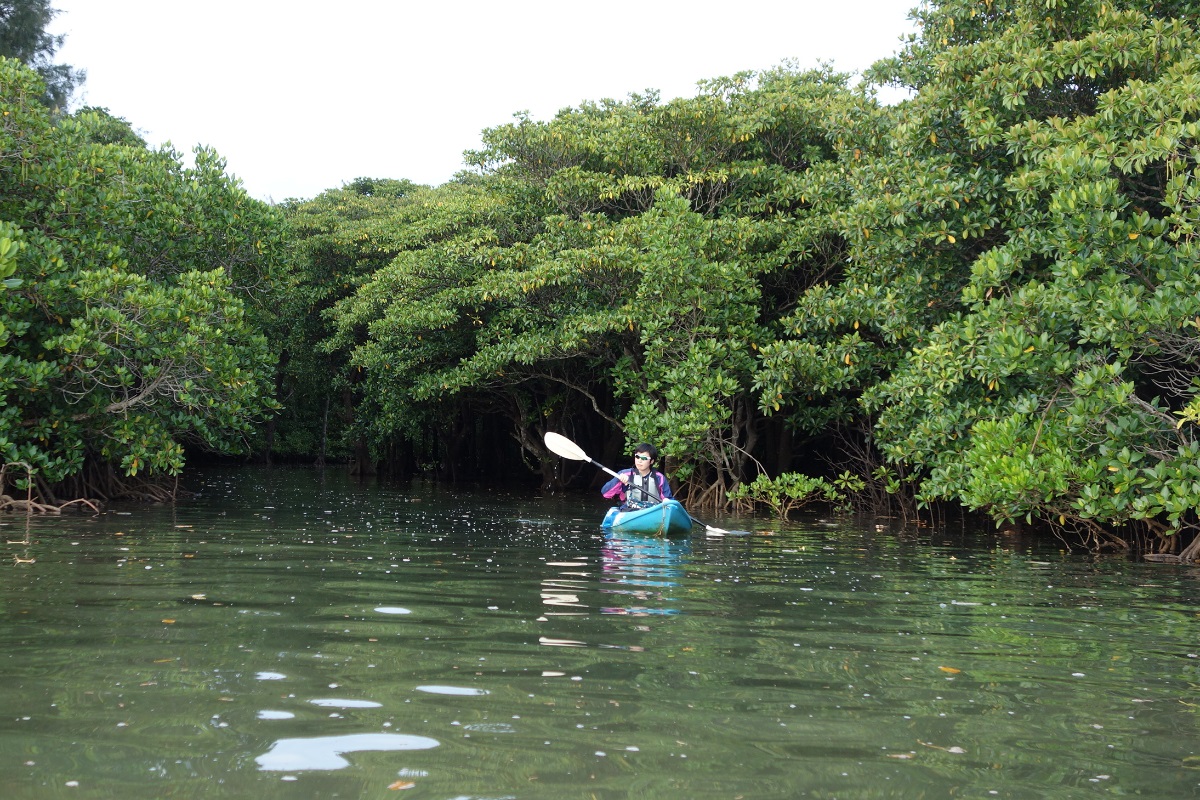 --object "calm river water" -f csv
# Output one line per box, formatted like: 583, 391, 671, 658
0, 467, 1198, 799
